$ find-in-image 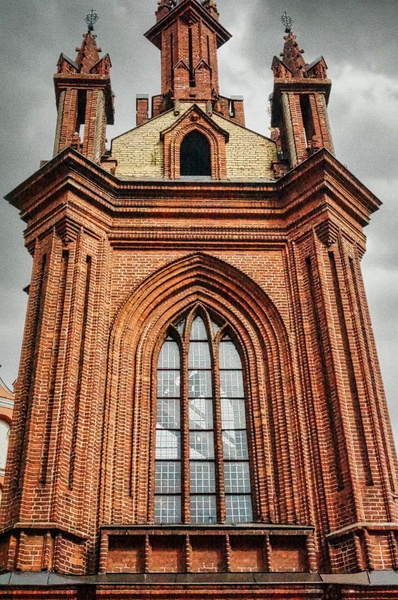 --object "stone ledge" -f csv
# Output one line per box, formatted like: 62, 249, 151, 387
1, 570, 398, 587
